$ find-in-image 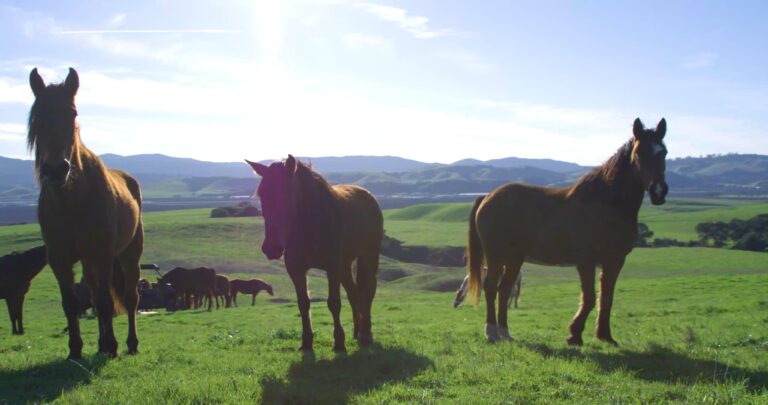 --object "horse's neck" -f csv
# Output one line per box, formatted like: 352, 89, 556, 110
611, 168, 645, 222
290, 175, 337, 244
